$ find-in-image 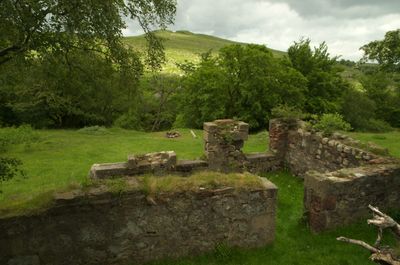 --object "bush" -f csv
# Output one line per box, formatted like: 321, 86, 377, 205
313, 113, 352, 136
0, 157, 24, 185
113, 112, 142, 130
0, 125, 41, 151
363, 119, 393, 133
271, 104, 305, 120
341, 89, 377, 131
78, 126, 110, 135
172, 114, 187, 129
